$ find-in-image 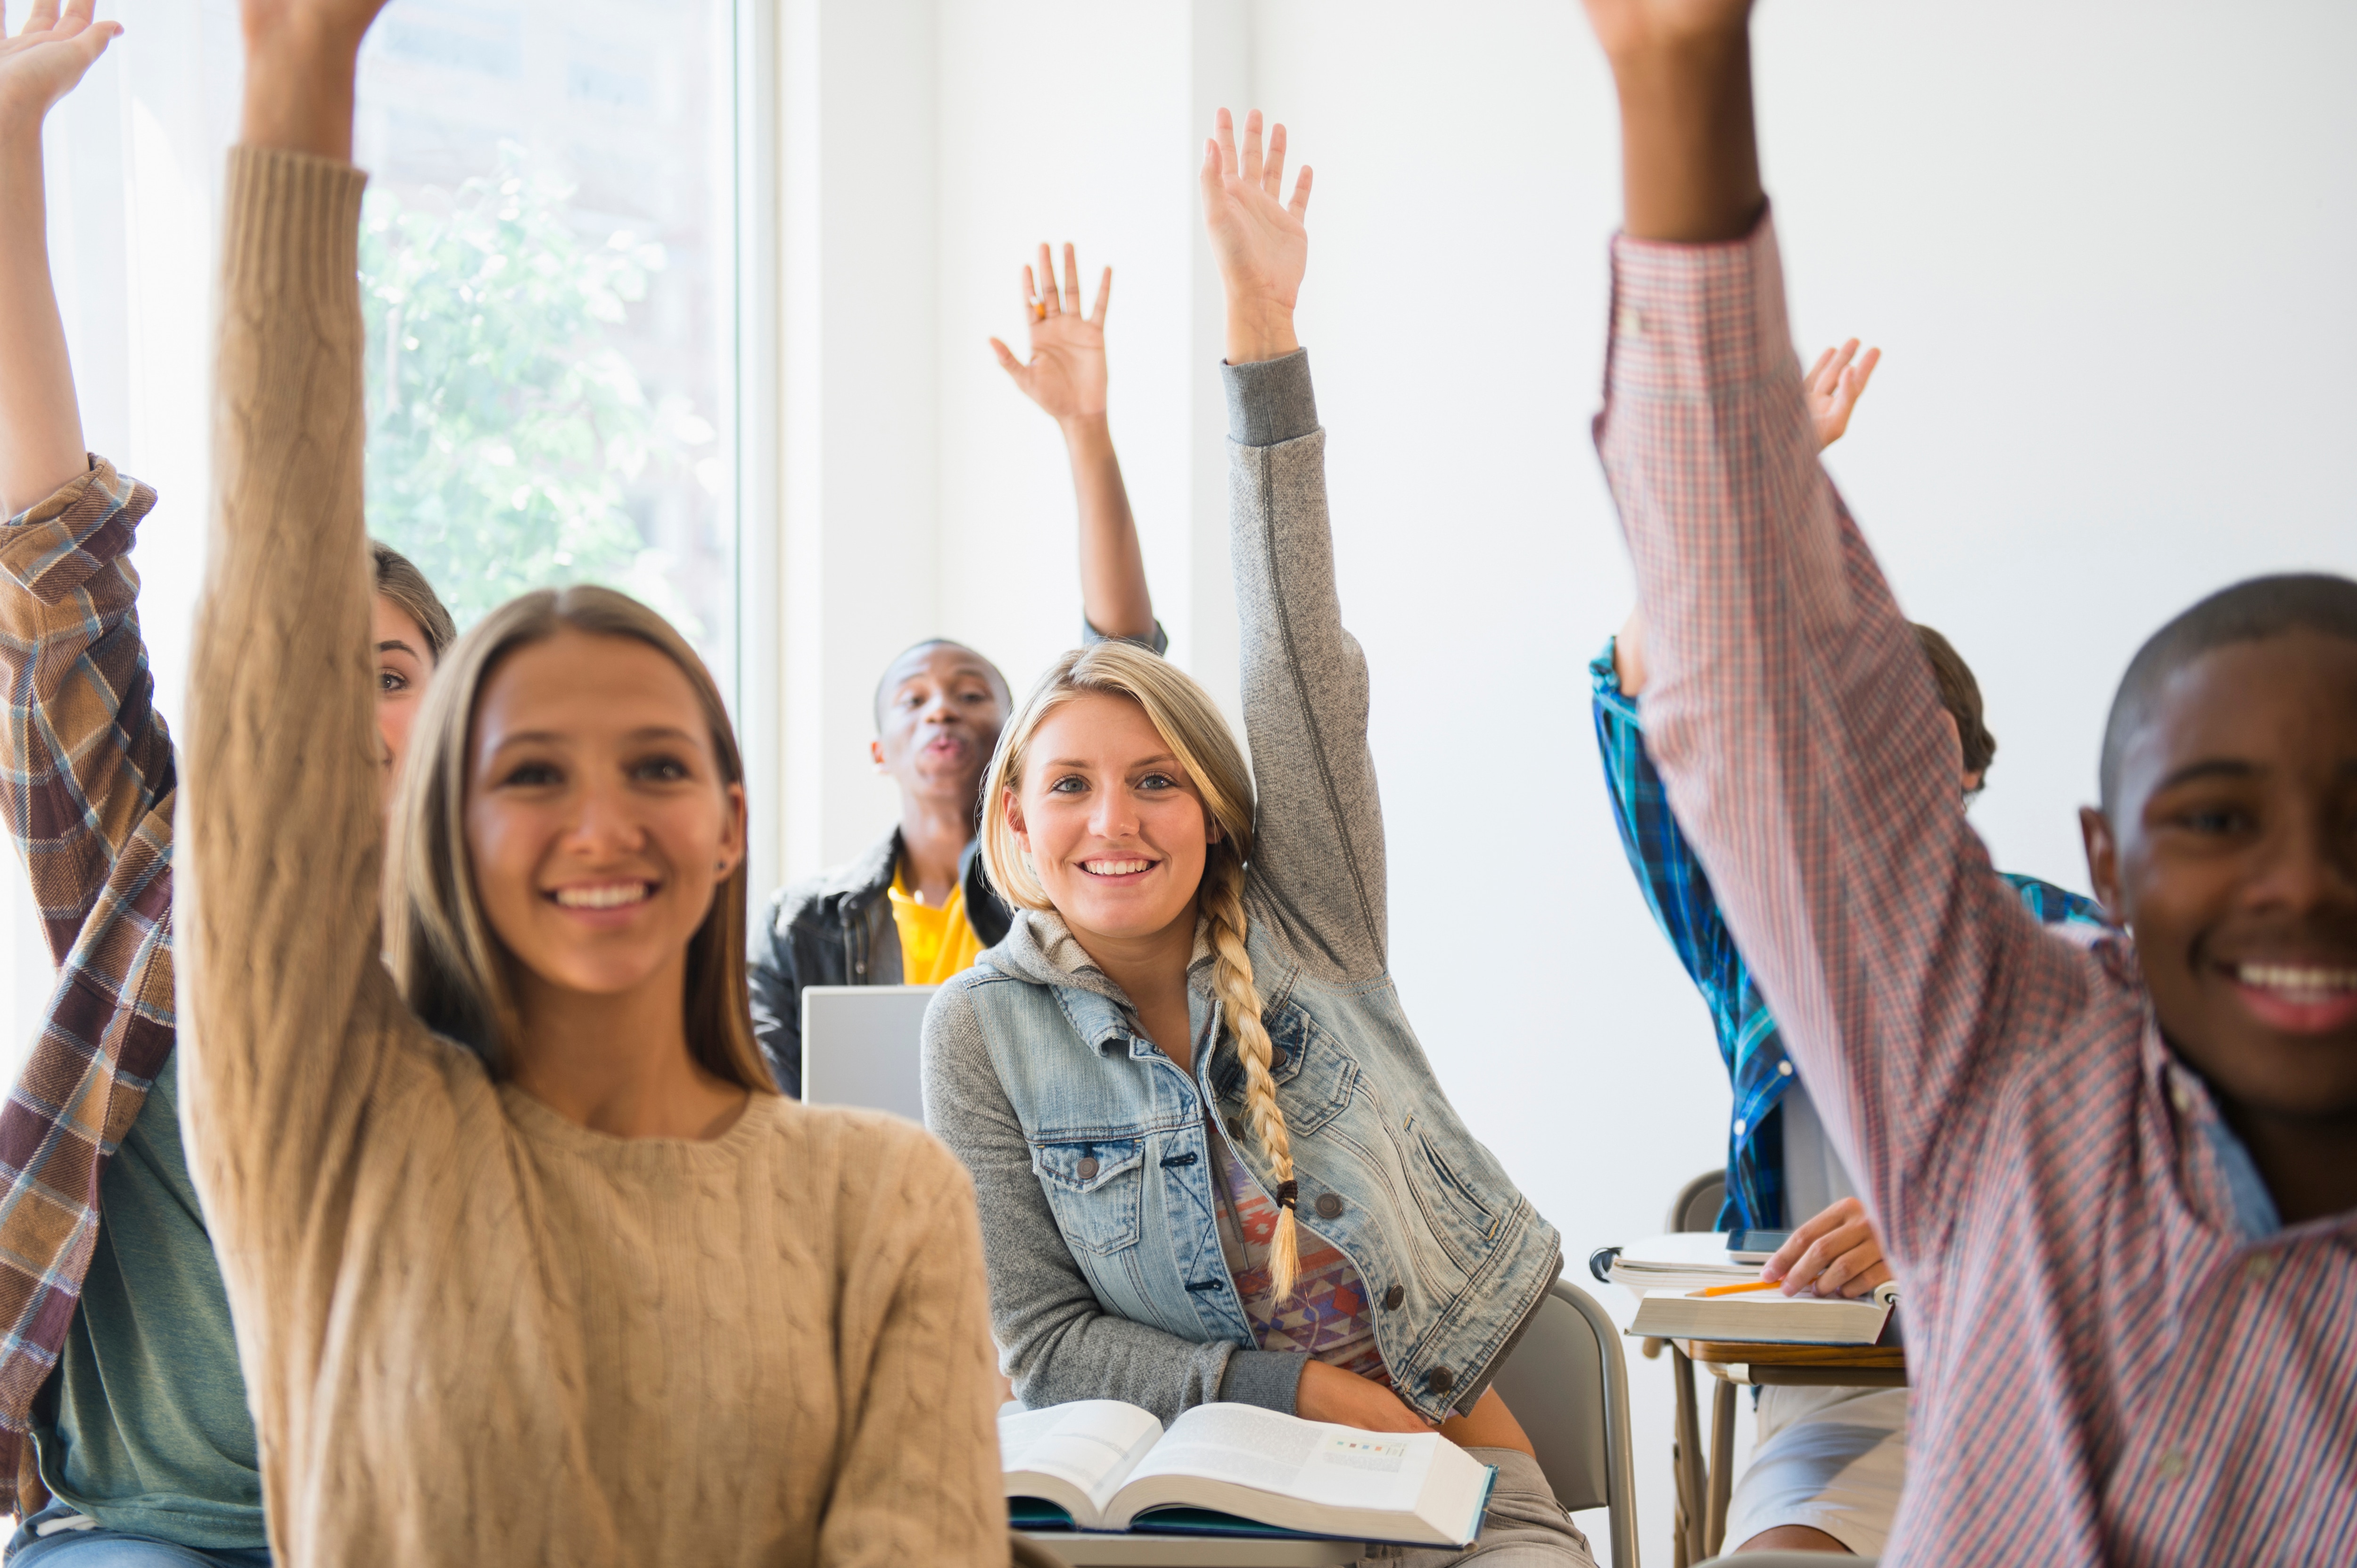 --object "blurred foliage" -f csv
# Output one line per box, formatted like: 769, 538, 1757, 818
359, 145, 714, 634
